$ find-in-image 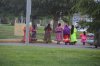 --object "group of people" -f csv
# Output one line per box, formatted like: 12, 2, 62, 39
43, 23, 78, 45
23, 23, 87, 45
23, 25, 37, 42
55, 23, 77, 45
